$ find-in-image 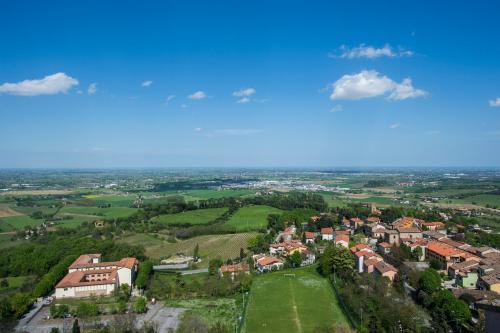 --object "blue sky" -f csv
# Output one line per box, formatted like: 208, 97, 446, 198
1, 0, 500, 168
